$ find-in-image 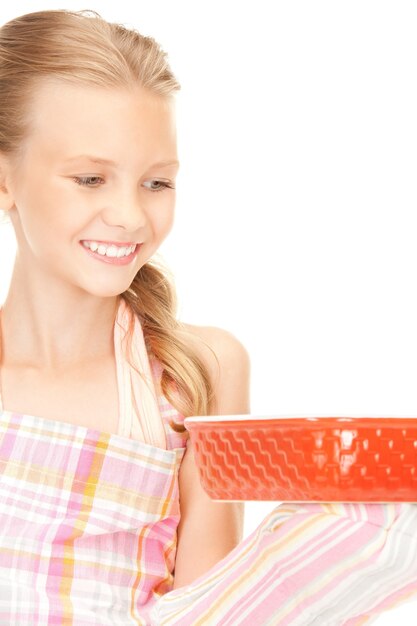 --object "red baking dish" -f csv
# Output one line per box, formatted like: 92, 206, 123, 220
183, 416, 417, 502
